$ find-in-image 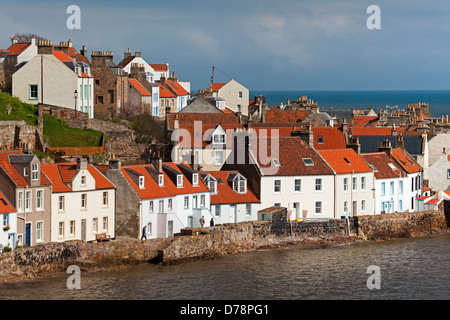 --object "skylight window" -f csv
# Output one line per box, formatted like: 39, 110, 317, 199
344, 158, 351, 165
273, 159, 281, 166
317, 136, 324, 144
302, 158, 314, 166
388, 163, 398, 170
